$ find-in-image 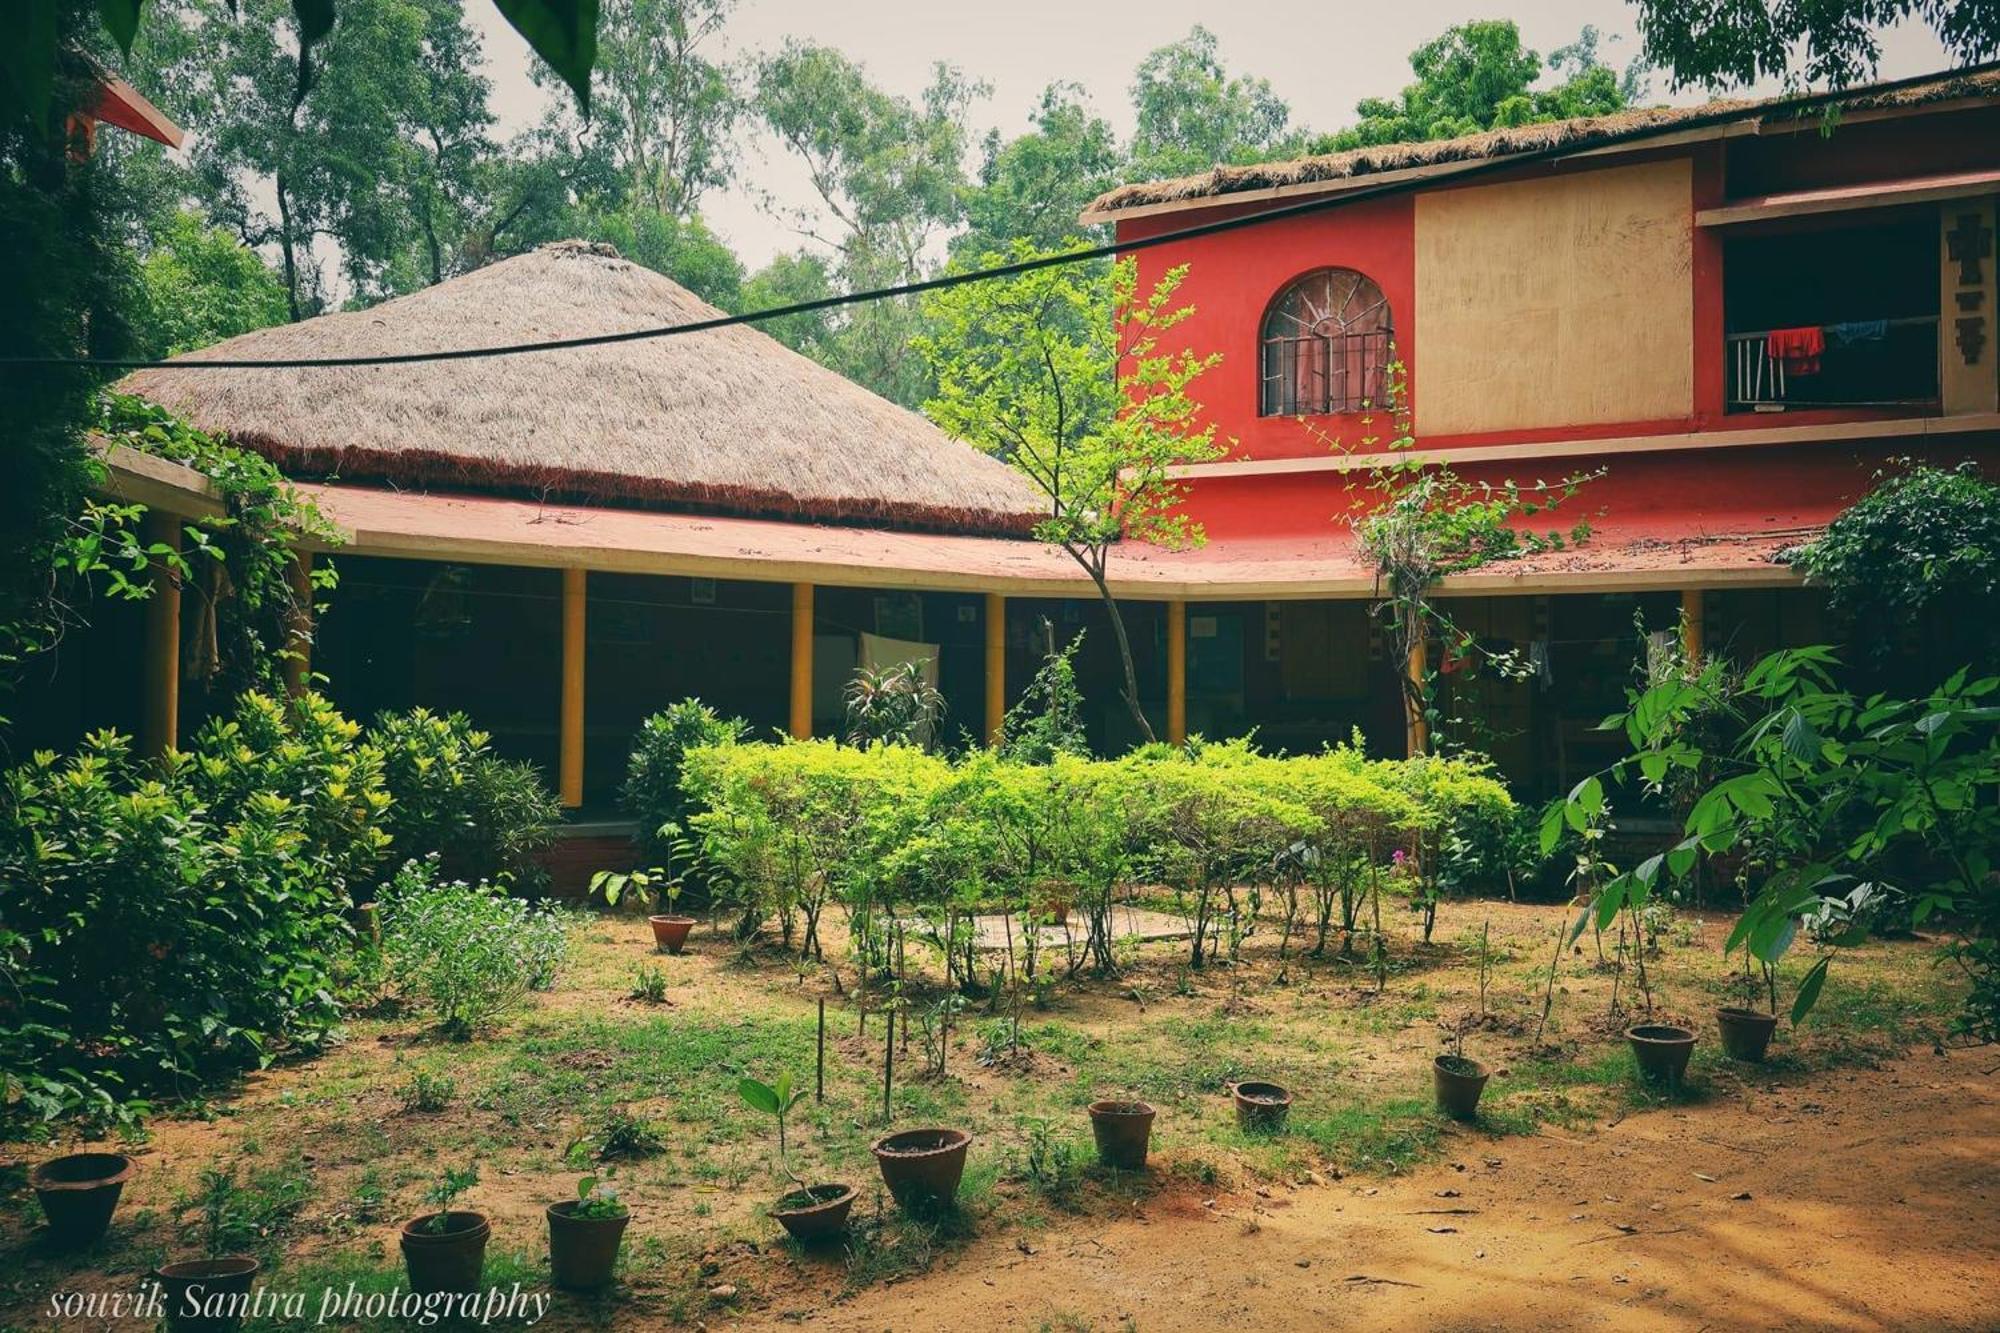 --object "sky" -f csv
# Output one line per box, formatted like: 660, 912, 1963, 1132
467, 0, 1959, 272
